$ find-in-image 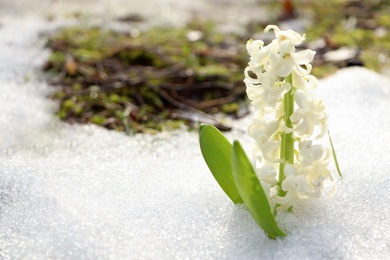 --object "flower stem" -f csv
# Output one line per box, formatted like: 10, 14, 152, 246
278, 74, 295, 198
